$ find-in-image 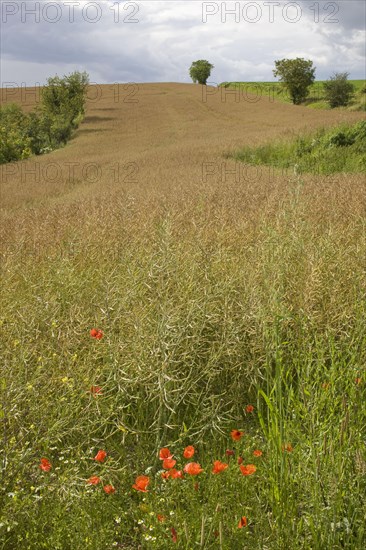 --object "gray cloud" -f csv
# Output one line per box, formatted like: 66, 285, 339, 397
299, 0, 366, 31
1, 0, 365, 86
